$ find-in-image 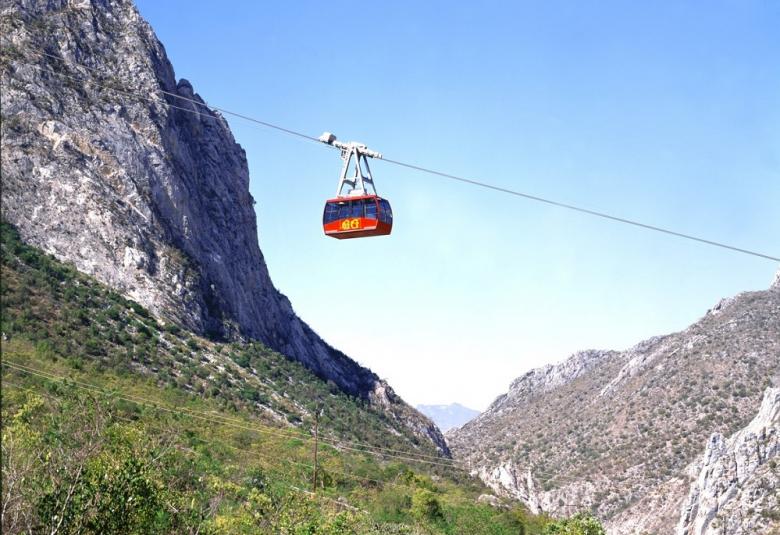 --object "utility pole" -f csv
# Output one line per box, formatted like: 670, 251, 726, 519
312, 408, 320, 494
